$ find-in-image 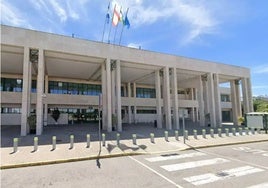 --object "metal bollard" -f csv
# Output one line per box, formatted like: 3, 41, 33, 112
164, 131, 168, 142
184, 130, 188, 140
257, 129, 261, 134
86, 134, 90, 148
232, 128, 236, 136
70, 135, 74, 149
225, 128, 229, 137
116, 133, 120, 146
202, 129, 206, 139
13, 138, 18, 153
210, 129, 214, 138
132, 134, 137, 145
175, 130, 179, 141
251, 128, 255, 135
245, 127, 249, 135
52, 136, 56, 150
102, 133, 106, 146
34, 137, 38, 151
150, 133, 155, 143
218, 128, 222, 137
193, 130, 197, 139
239, 128, 243, 136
